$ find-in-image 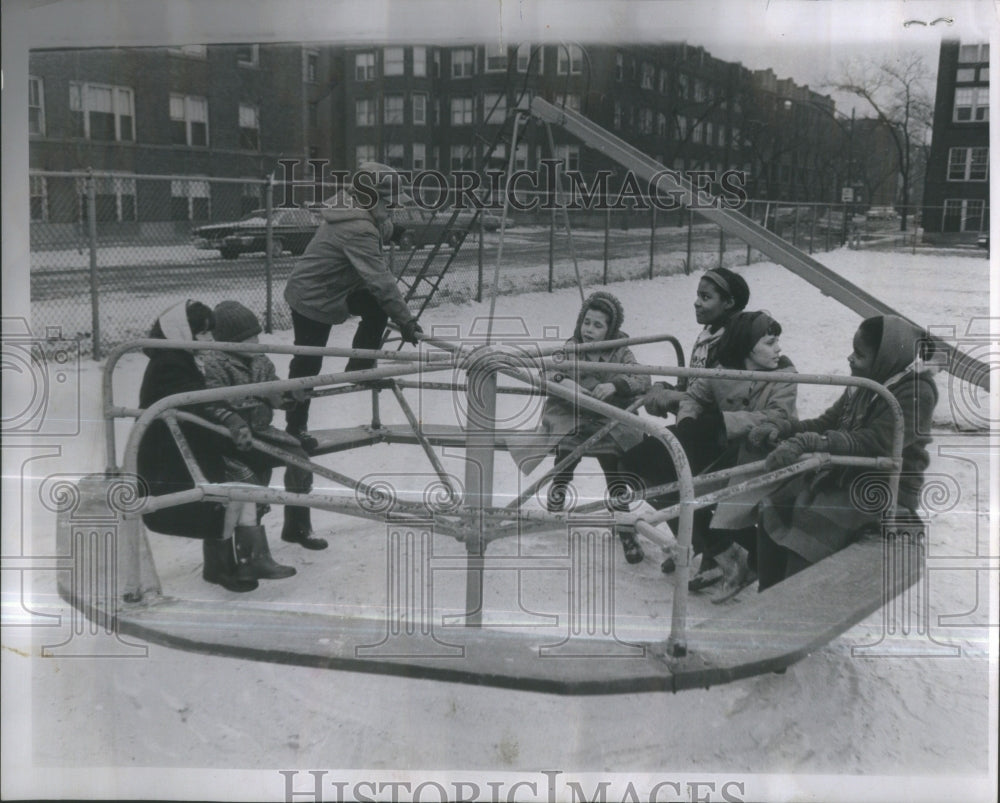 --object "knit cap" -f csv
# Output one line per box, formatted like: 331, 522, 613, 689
213, 301, 262, 343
